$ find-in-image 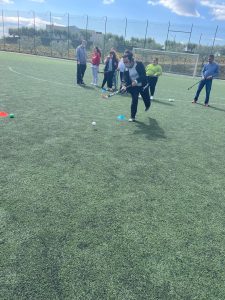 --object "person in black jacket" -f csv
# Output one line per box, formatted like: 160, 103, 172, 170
101, 51, 118, 91
121, 51, 151, 122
